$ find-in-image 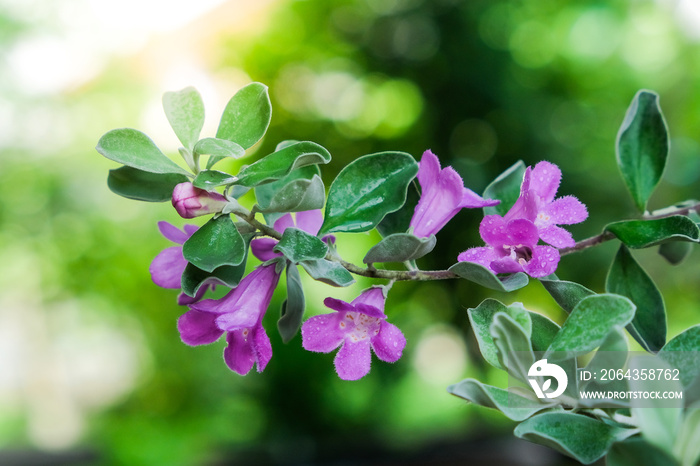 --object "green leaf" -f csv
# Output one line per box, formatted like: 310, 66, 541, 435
216, 82, 271, 149
515, 412, 635, 464
319, 152, 418, 235
162, 86, 205, 151
616, 90, 669, 212
658, 325, 700, 387
608, 437, 681, 466
363, 233, 436, 264
181, 262, 247, 298
658, 241, 693, 265
447, 379, 556, 421
529, 311, 561, 353
606, 245, 666, 352
96, 128, 191, 176
192, 170, 237, 191
376, 181, 420, 238
299, 259, 355, 287
675, 403, 700, 466
547, 294, 636, 355
629, 356, 683, 455
107, 166, 188, 202
194, 137, 245, 161
235, 141, 331, 187
491, 312, 535, 382
605, 216, 700, 249
482, 160, 526, 216
182, 215, 245, 272
468, 299, 532, 370
278, 264, 305, 344
257, 176, 325, 214
449, 261, 528, 292
274, 228, 328, 263
538, 277, 595, 313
